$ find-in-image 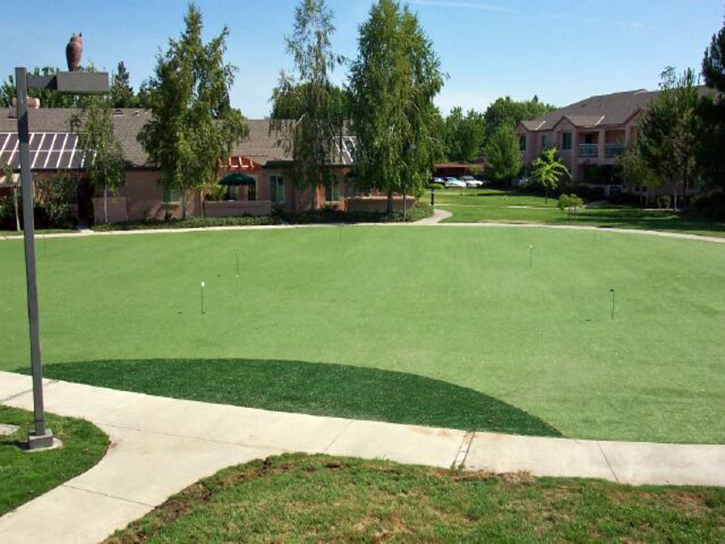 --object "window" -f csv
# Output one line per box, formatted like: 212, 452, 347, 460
226, 186, 238, 201
561, 132, 573, 151
519, 135, 527, 151
163, 186, 180, 204
541, 134, 551, 148
325, 180, 341, 202
269, 176, 285, 204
